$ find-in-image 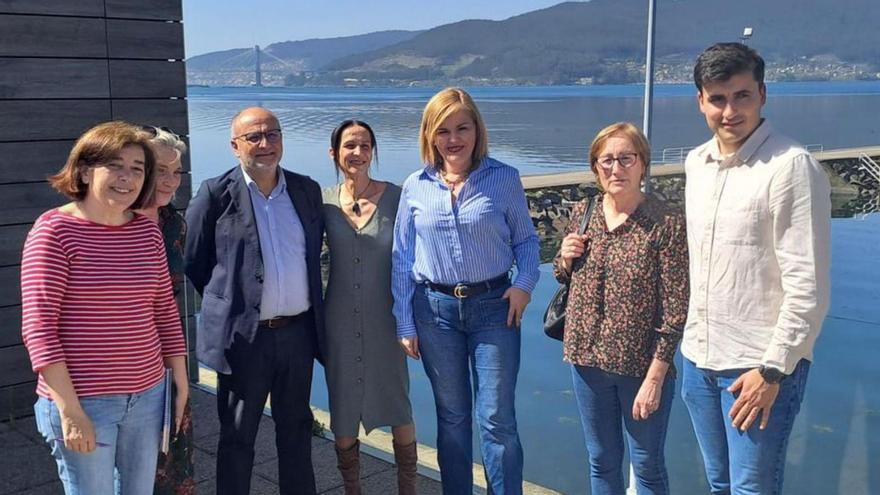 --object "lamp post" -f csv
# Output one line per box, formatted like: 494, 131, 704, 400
641, 0, 657, 194
740, 27, 754, 44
